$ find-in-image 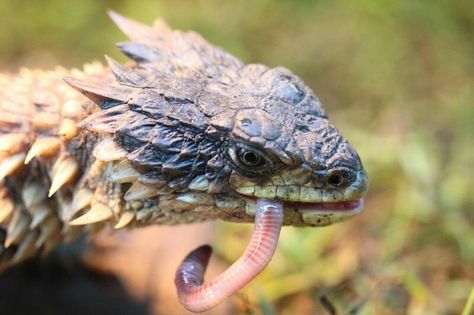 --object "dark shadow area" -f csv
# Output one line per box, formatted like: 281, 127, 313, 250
0, 244, 151, 315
